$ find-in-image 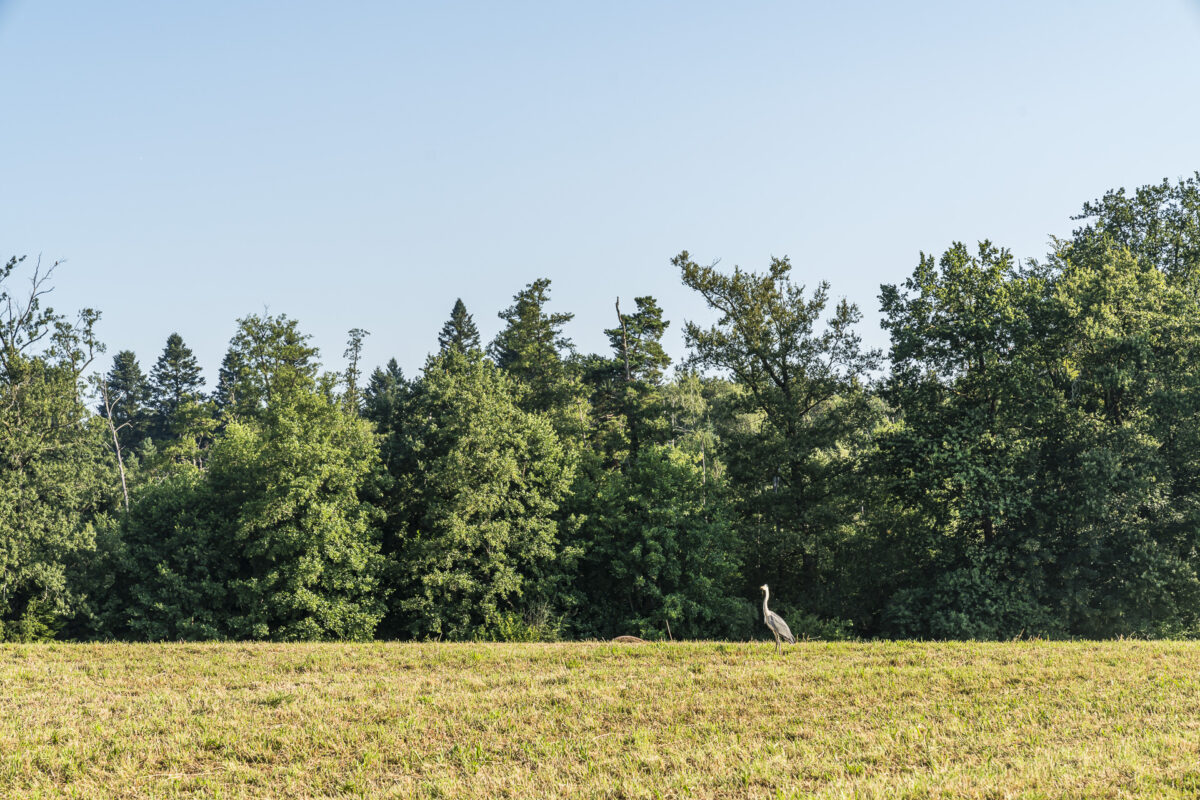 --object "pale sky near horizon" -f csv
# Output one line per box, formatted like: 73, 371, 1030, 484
2, 2, 1199, 384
